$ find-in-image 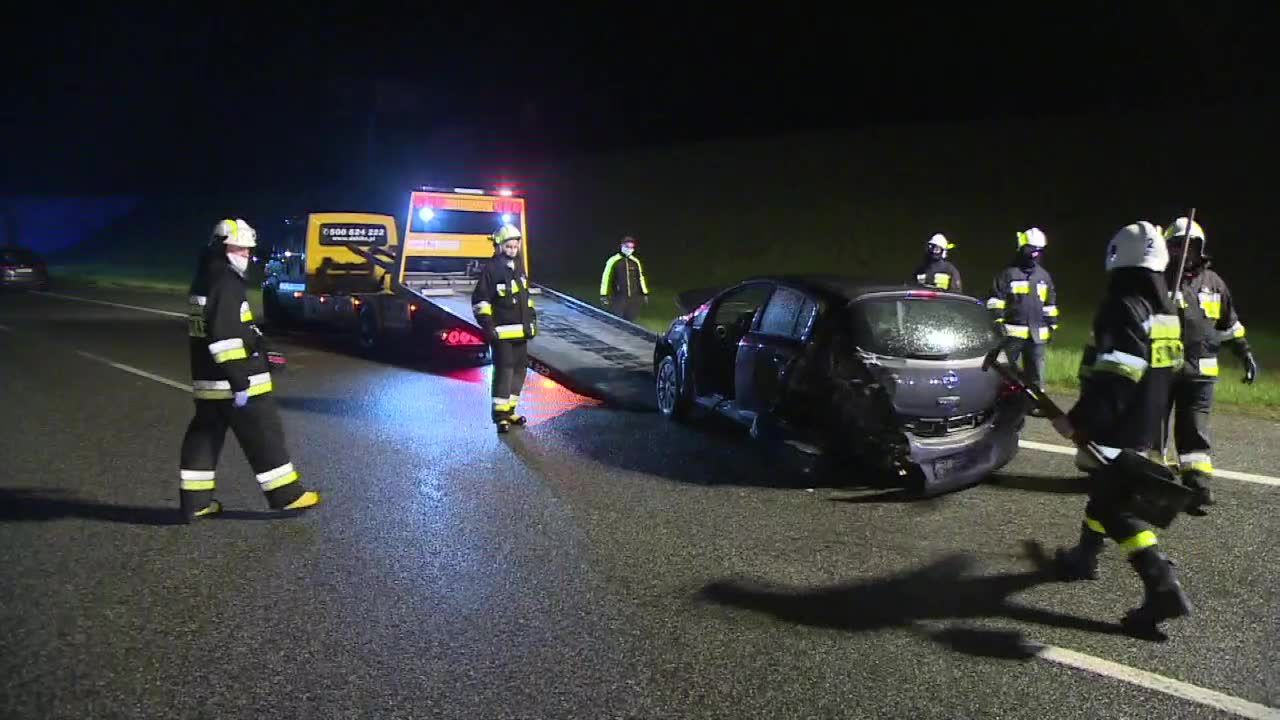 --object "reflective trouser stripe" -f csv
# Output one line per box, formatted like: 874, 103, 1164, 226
257, 463, 299, 491
1179, 452, 1214, 475
180, 469, 216, 491
494, 397, 512, 412
1085, 517, 1106, 535
1120, 530, 1158, 553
